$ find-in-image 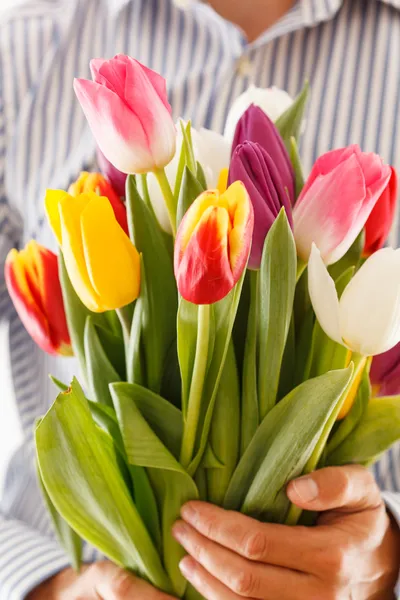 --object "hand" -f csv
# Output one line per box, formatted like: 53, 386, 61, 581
26, 561, 175, 599
172, 465, 400, 599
